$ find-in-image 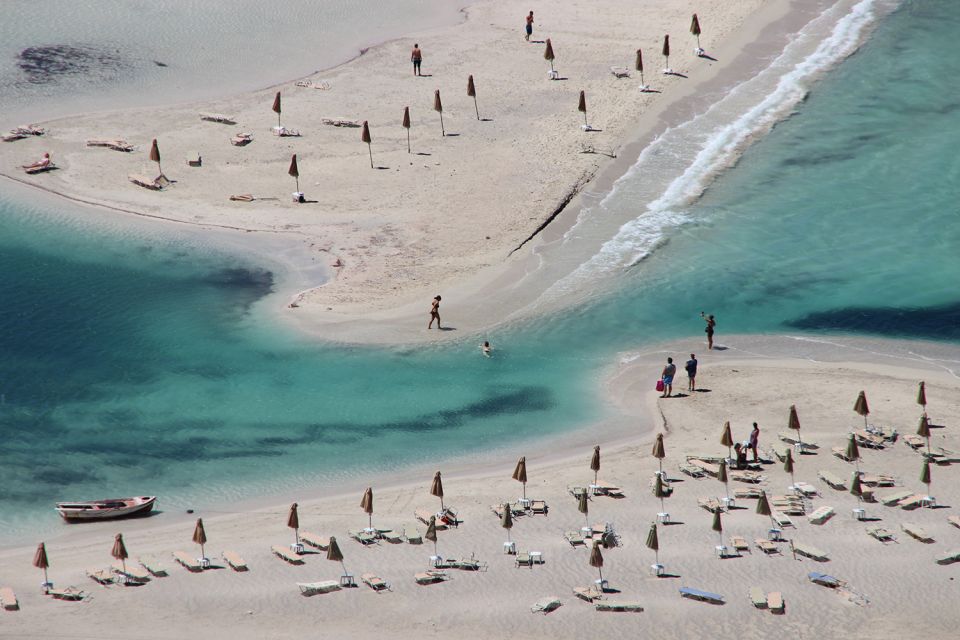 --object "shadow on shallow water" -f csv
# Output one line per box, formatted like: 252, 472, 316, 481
787, 301, 960, 341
